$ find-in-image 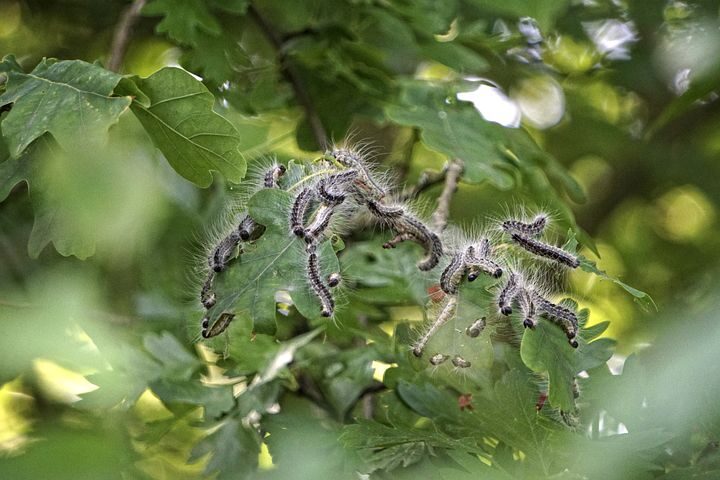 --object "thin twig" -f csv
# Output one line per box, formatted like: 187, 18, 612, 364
107, 0, 147, 72
431, 159, 464, 232
248, 4, 328, 149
